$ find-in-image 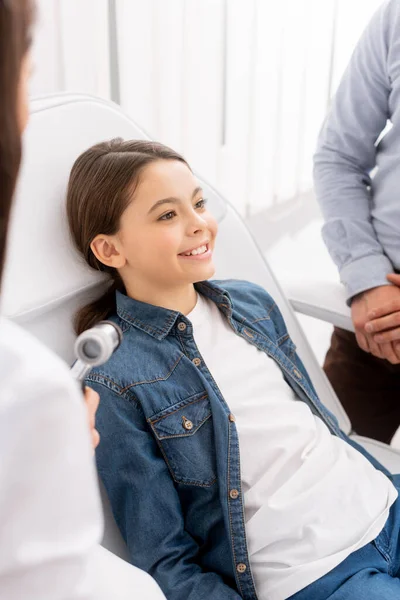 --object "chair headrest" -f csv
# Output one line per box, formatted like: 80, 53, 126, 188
2, 94, 226, 322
